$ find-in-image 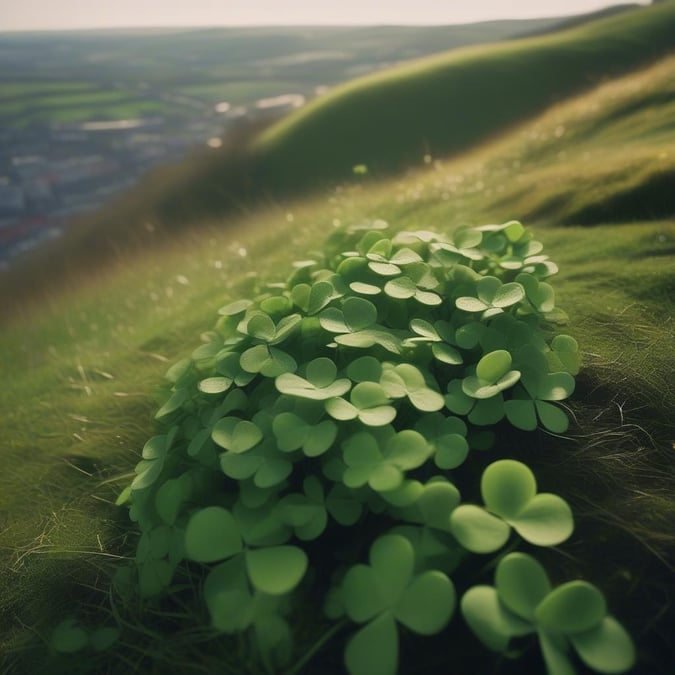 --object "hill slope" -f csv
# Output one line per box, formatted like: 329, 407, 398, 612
2, 3, 672, 305
253, 1, 675, 189
1, 53, 674, 673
